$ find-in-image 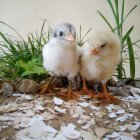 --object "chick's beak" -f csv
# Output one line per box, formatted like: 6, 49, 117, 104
65, 33, 74, 41
90, 48, 100, 55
